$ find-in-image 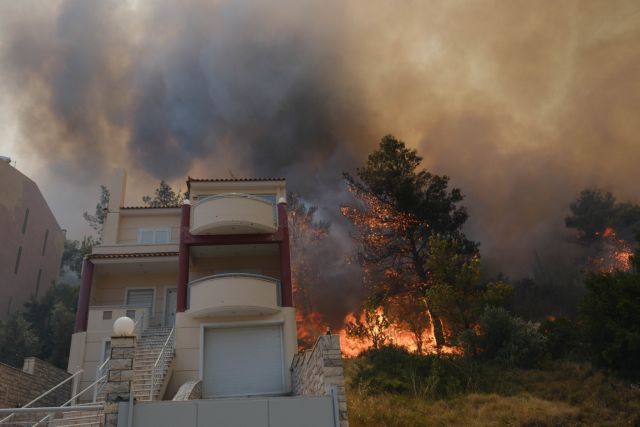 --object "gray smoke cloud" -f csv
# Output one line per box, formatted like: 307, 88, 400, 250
1, 0, 639, 324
